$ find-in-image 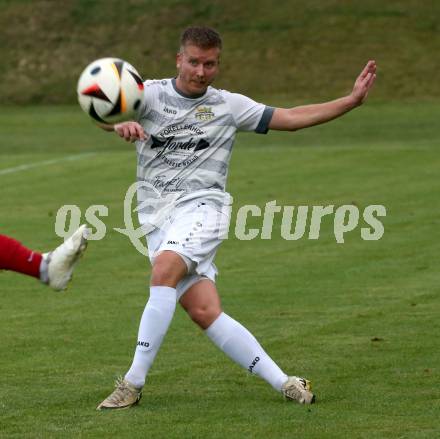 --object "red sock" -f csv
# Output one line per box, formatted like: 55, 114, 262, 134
0, 234, 43, 279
